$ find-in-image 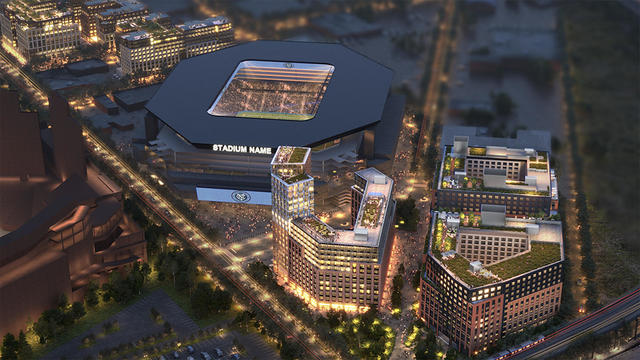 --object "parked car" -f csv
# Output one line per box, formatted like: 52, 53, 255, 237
187, 346, 195, 354
173, 351, 180, 359
200, 352, 212, 360
213, 348, 224, 358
